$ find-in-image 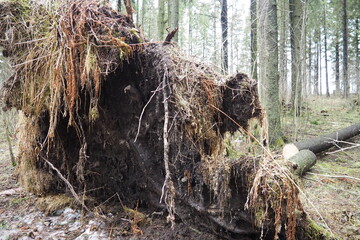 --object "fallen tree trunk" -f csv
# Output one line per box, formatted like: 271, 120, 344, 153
288, 150, 317, 176
283, 122, 360, 160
